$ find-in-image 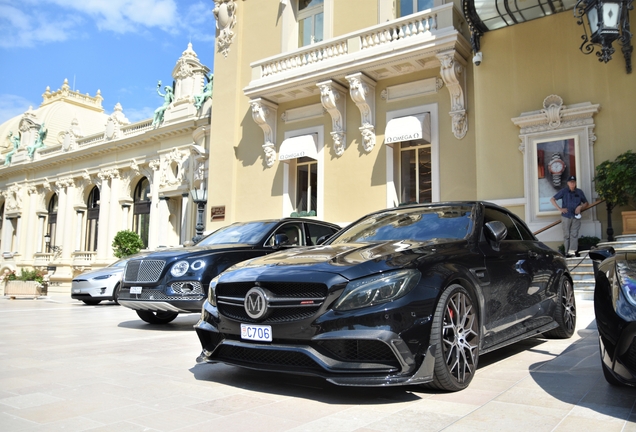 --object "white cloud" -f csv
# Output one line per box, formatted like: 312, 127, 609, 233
0, 95, 36, 126
0, 4, 80, 47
